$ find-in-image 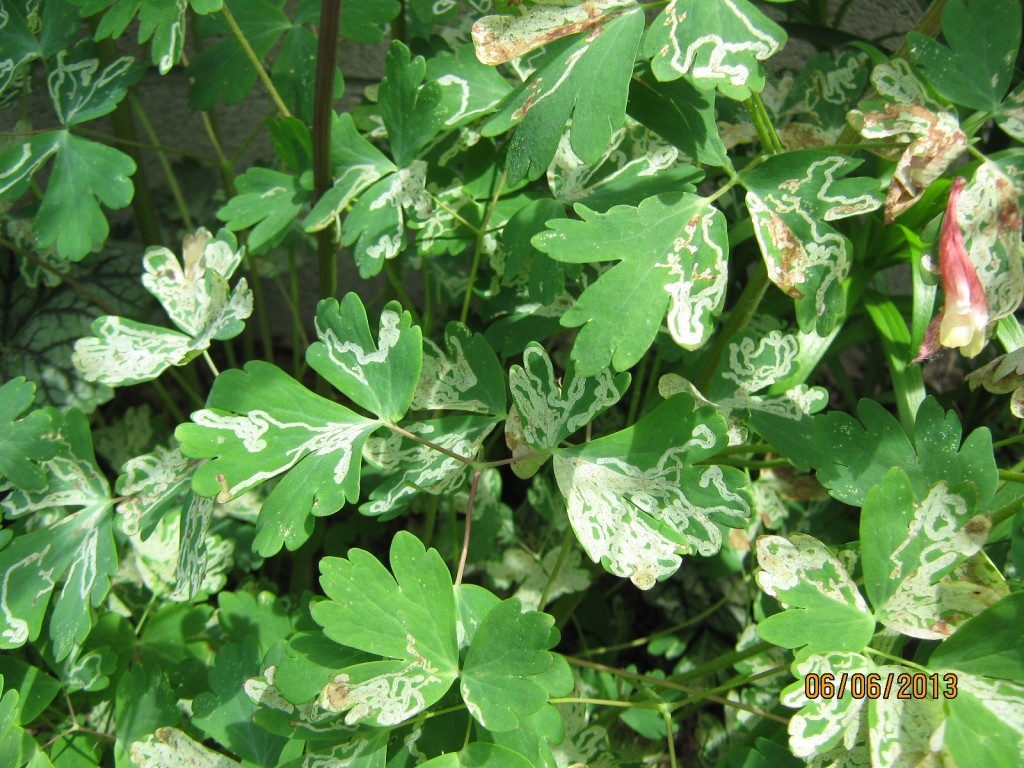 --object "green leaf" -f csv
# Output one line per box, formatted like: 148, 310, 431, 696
0, 133, 61, 203
414, 323, 506, 416
644, 0, 786, 100
176, 361, 380, 556
861, 469, 998, 639
534, 193, 729, 375
460, 598, 572, 732
482, 8, 644, 183
193, 638, 293, 765
944, 675, 1024, 768
0, 4, 39, 100
312, 532, 459, 726
997, 81, 1024, 142
756, 534, 874, 652
426, 45, 512, 130
340, 0, 399, 43
34, 132, 136, 261
742, 152, 882, 335
217, 167, 310, 253
0, 379, 57, 491
360, 414, 496, 518
342, 163, 430, 277
114, 665, 179, 767
0, 657, 60, 725
627, 65, 730, 168
418, 743, 534, 768
73, 229, 252, 386
129, 727, 243, 768
553, 395, 750, 588
303, 113, 395, 235
307, 294, 423, 422
0, 410, 116, 661
47, 43, 142, 125
271, 25, 320, 122
187, 0, 290, 109
754, 395, 998, 509
379, 41, 446, 167
929, 592, 1024, 682
907, 0, 1021, 111
509, 342, 628, 453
